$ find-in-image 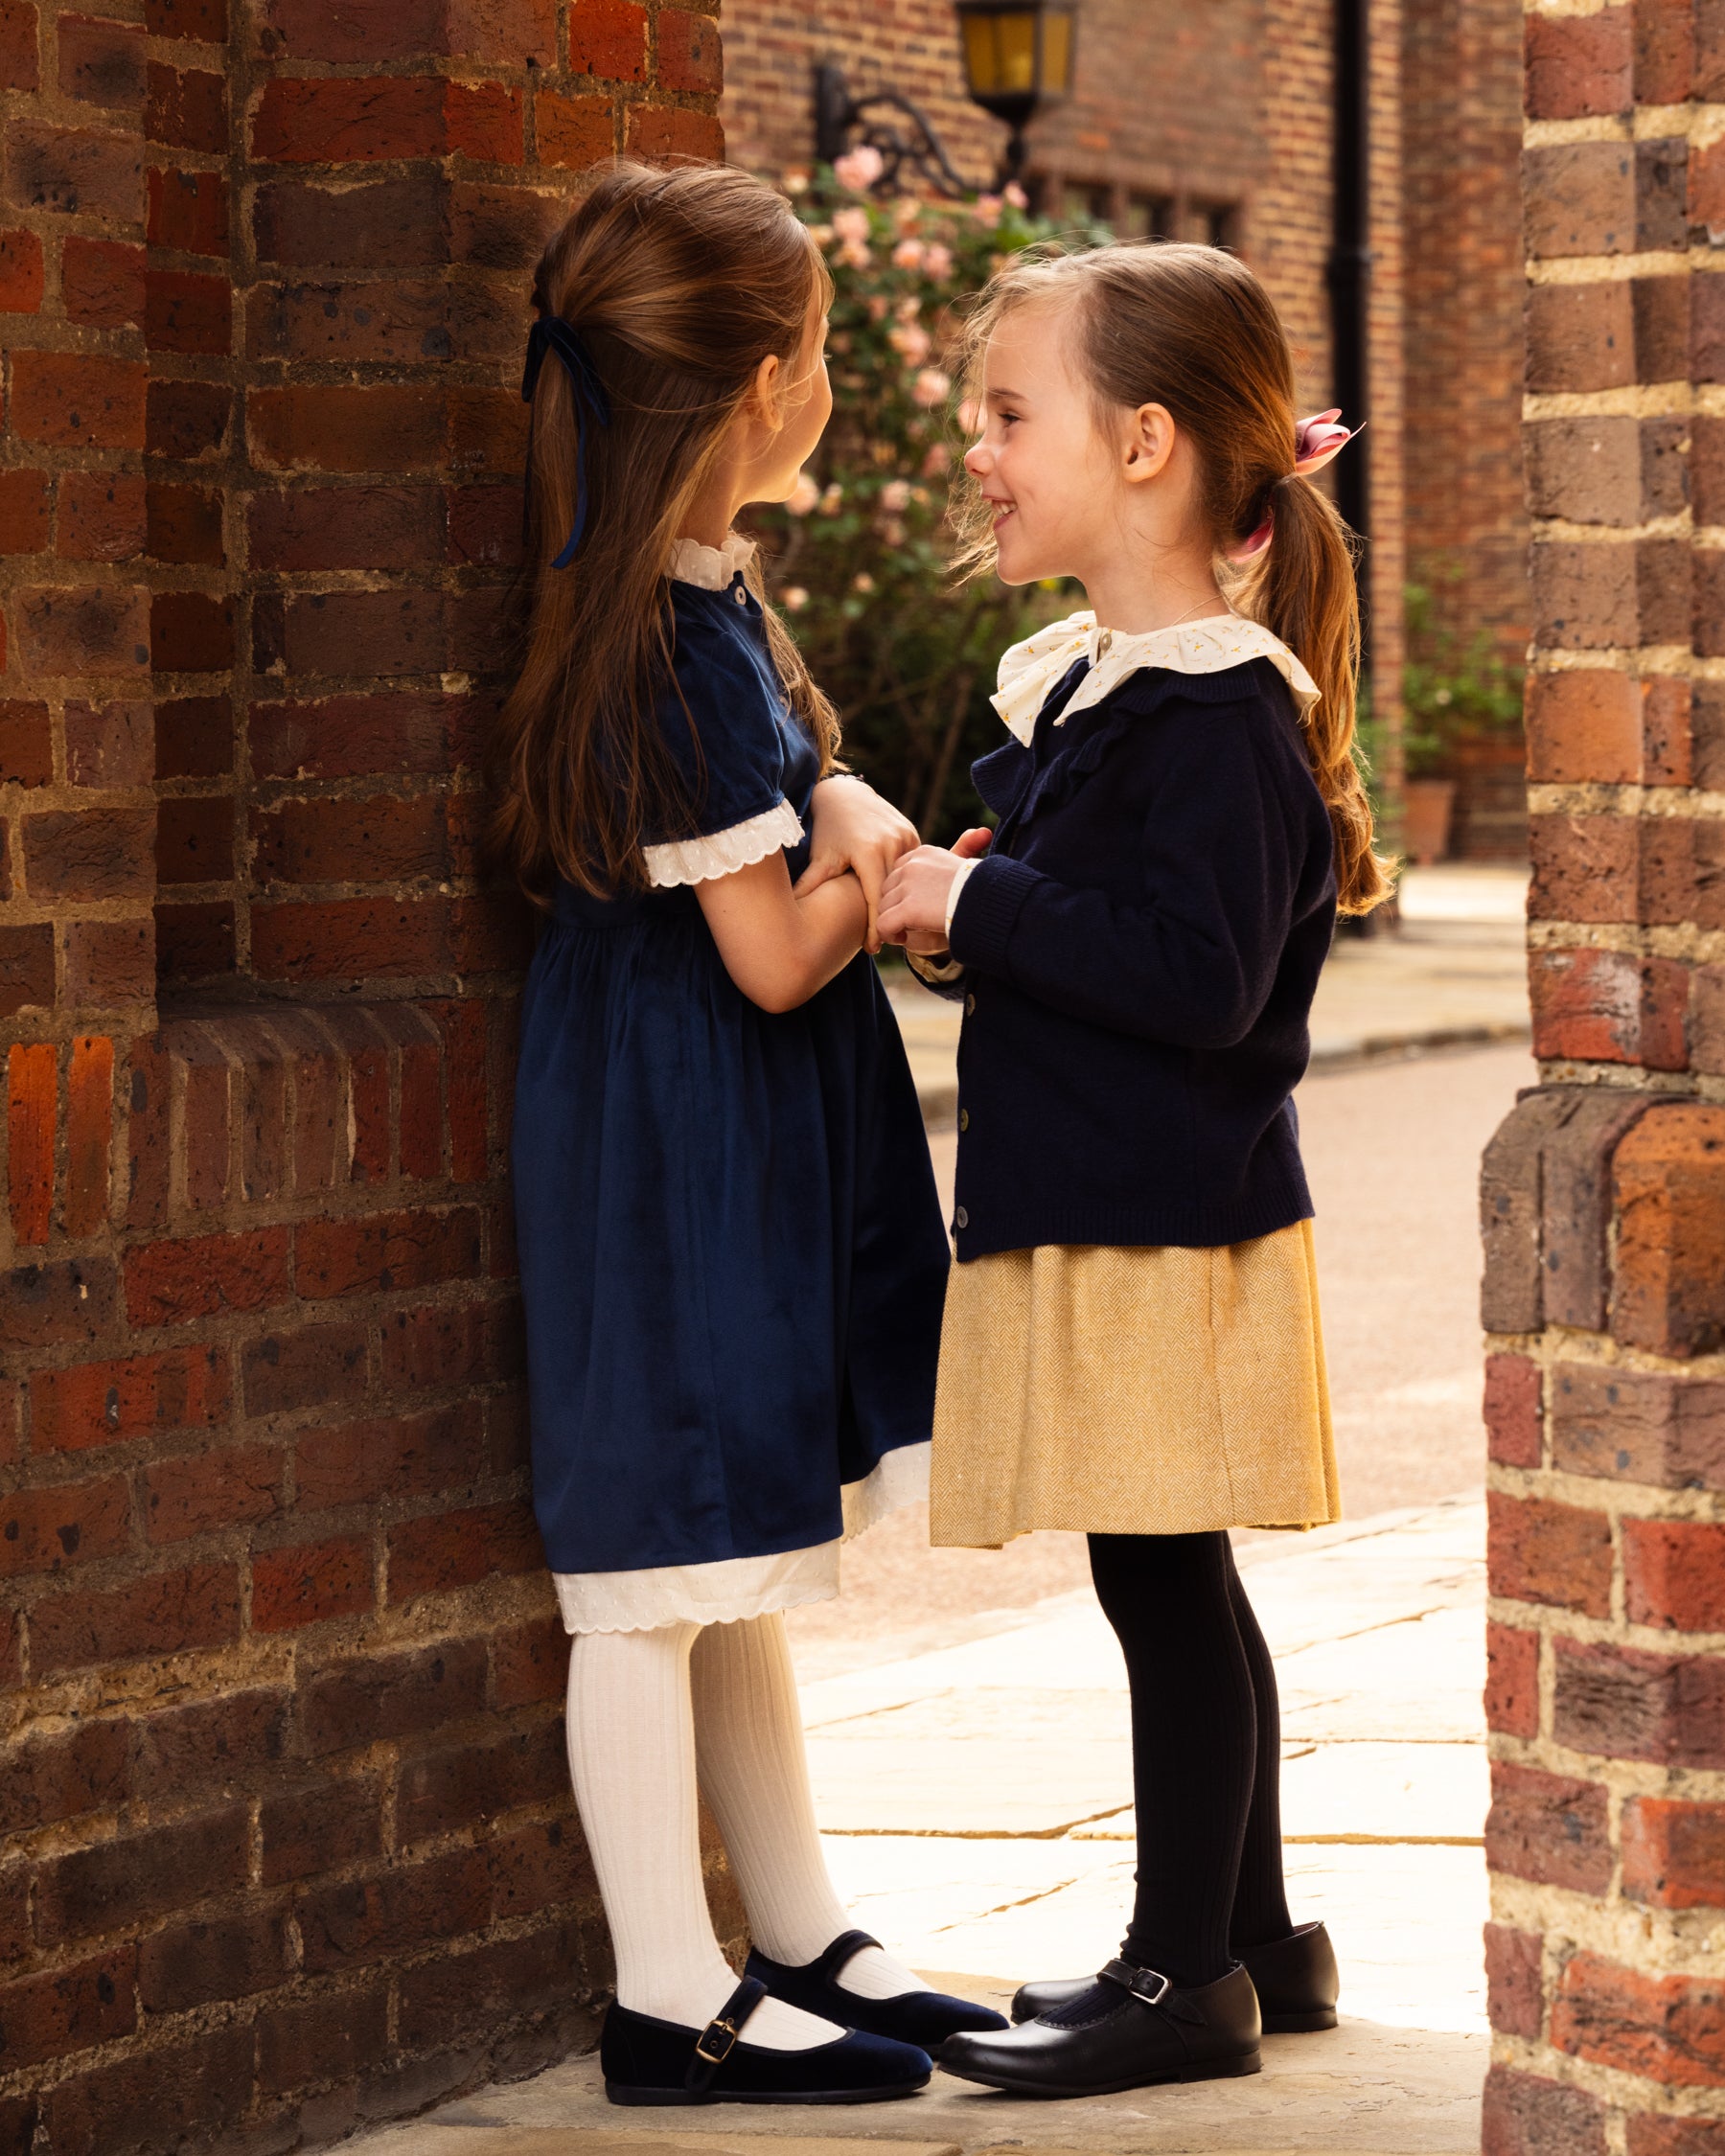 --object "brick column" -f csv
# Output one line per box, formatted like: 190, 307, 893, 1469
1484, 6, 1725, 2149
3, 4, 728, 2147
